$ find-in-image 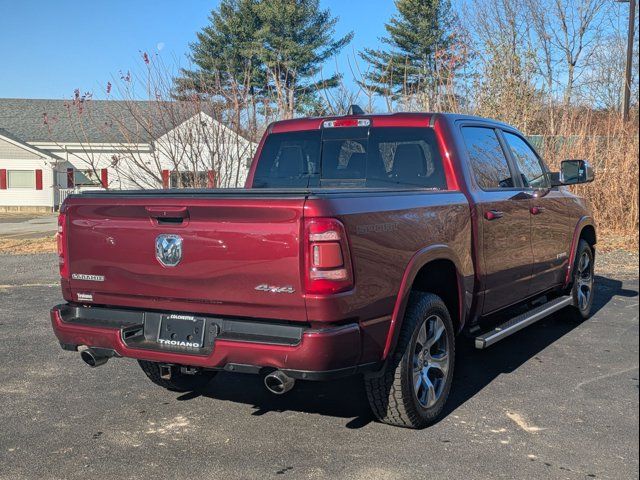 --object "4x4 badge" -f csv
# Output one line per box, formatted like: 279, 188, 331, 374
255, 284, 295, 294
